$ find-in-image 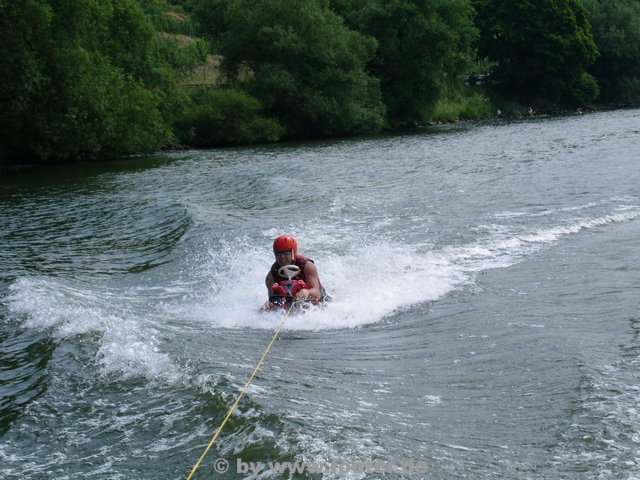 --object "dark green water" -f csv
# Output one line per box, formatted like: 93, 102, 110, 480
1, 109, 639, 479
